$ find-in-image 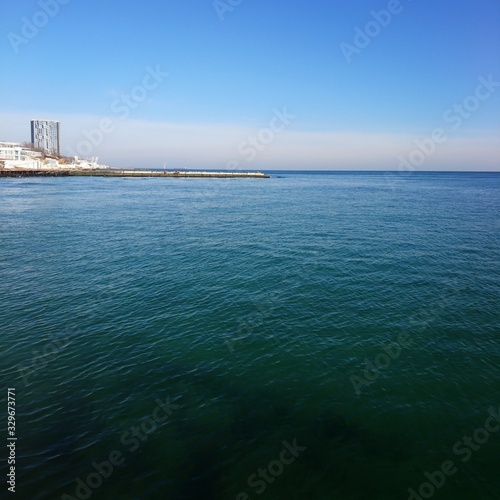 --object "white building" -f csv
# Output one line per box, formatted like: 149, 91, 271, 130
0, 141, 108, 170
0, 142, 42, 169
0, 142, 28, 161
31, 119, 60, 155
